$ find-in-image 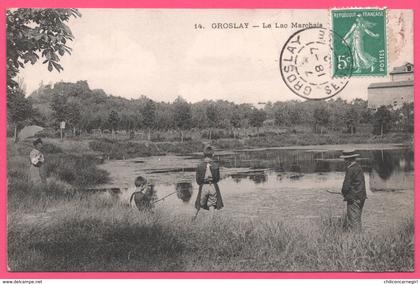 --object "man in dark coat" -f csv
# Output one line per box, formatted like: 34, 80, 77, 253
340, 149, 367, 232
194, 145, 223, 217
